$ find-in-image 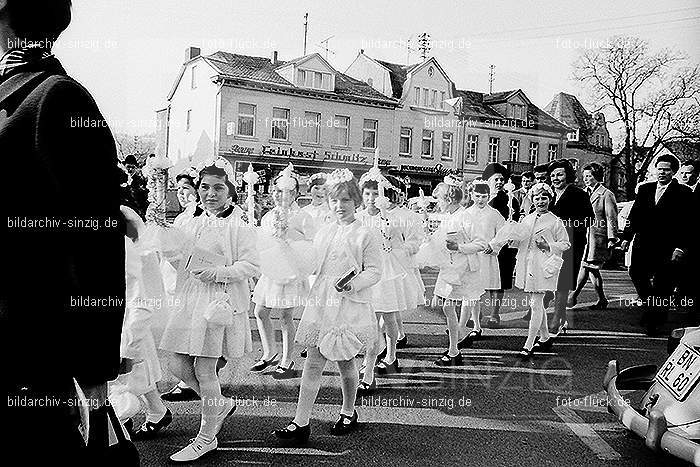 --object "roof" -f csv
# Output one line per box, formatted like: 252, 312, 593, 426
172, 51, 398, 106
454, 88, 570, 133
544, 92, 592, 134
375, 59, 419, 99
